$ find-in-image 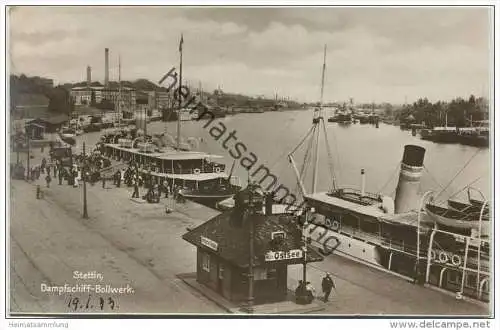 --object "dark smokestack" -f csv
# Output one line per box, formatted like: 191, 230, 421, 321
86, 66, 91, 87
104, 48, 109, 87
394, 145, 426, 214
